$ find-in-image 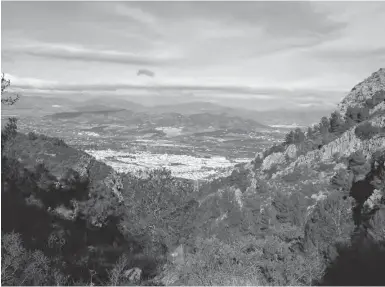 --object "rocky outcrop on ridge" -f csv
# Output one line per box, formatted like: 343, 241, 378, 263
338, 68, 385, 116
